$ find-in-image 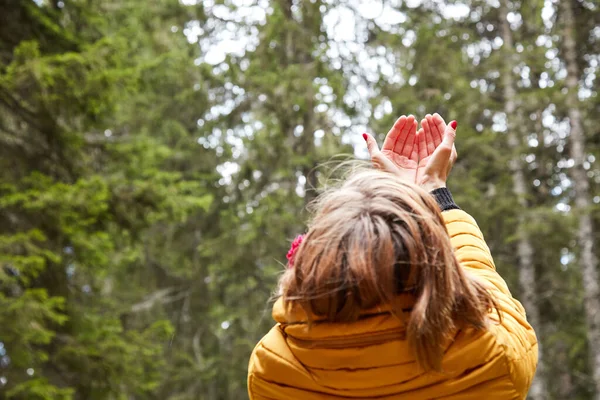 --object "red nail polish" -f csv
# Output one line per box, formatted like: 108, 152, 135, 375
362, 133, 368, 141
450, 120, 457, 129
